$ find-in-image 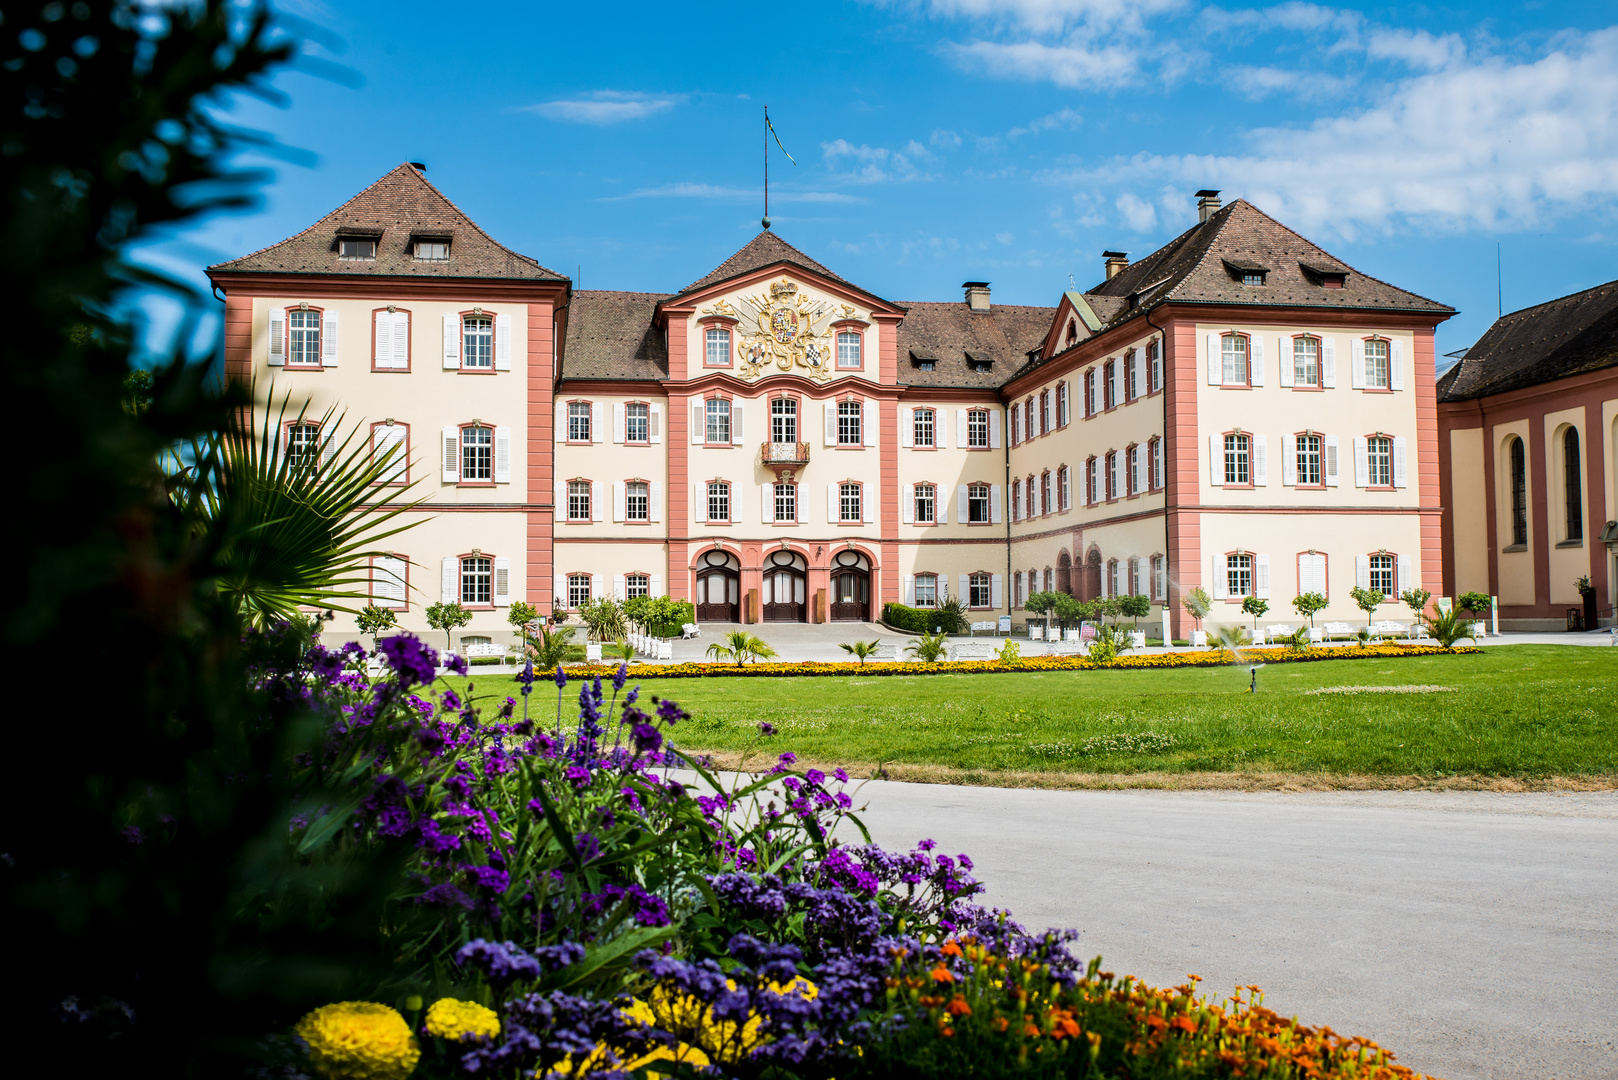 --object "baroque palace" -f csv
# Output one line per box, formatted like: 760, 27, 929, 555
210, 164, 1455, 650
